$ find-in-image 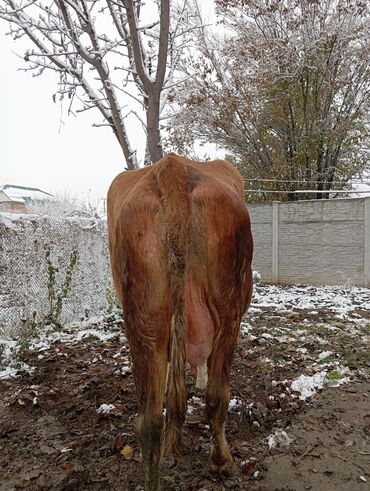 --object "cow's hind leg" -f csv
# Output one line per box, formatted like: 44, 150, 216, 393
135, 348, 168, 491
206, 328, 238, 476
